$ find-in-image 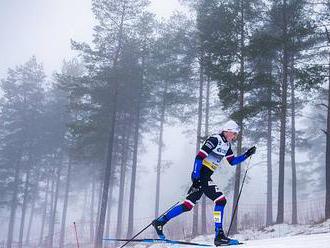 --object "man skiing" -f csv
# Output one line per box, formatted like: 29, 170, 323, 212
152, 120, 256, 246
